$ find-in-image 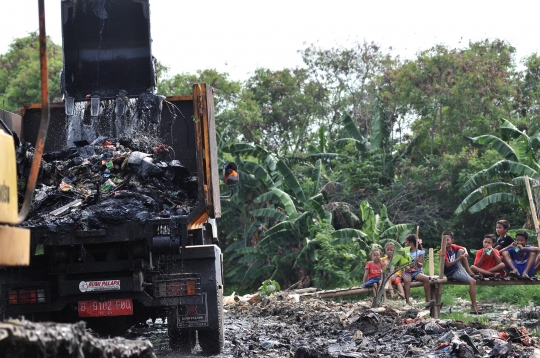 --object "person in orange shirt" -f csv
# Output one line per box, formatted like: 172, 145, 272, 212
471, 234, 505, 278
223, 168, 238, 185
361, 248, 383, 297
